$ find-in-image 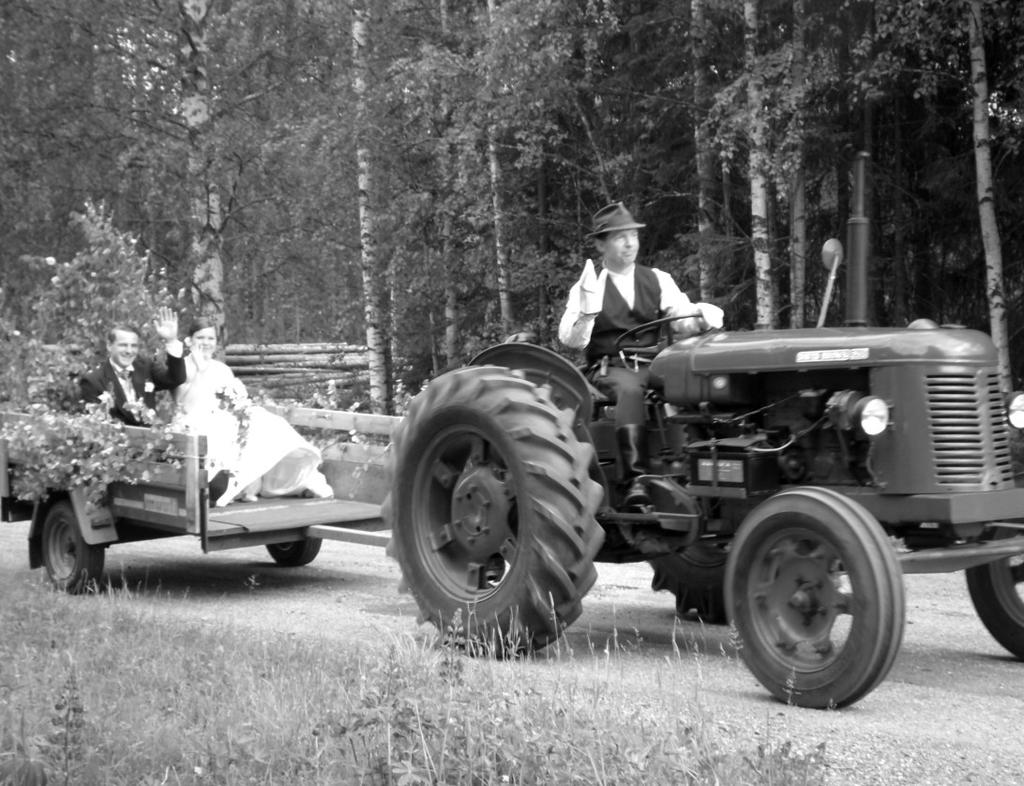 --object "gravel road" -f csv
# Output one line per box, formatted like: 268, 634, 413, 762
3, 520, 1023, 784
